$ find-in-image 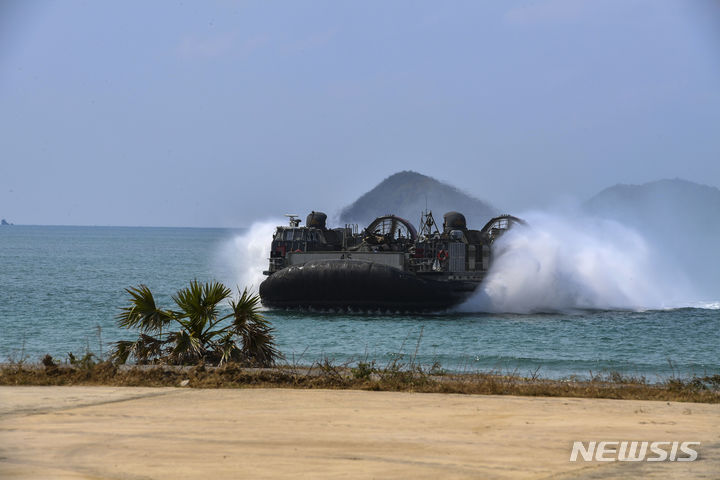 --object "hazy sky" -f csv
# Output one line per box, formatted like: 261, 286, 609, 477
2, 0, 719, 227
